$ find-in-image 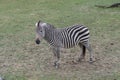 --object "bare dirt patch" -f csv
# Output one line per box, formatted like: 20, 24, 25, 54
18, 40, 120, 79
0, 37, 120, 80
